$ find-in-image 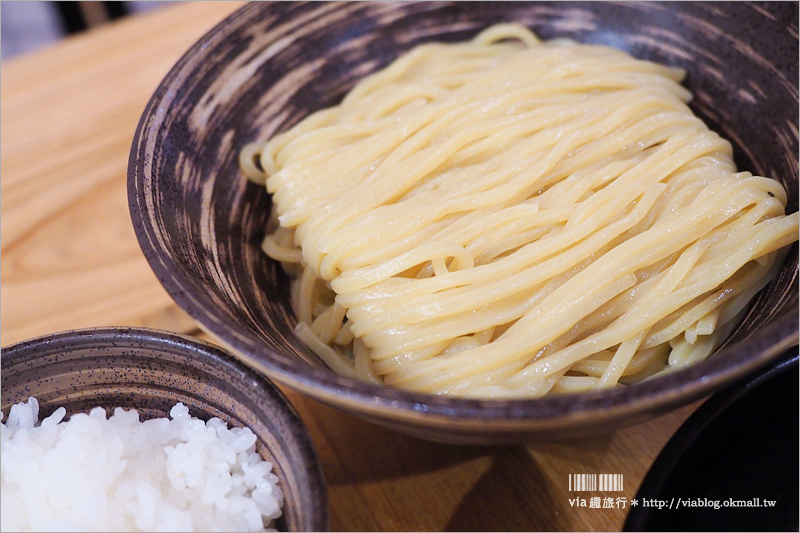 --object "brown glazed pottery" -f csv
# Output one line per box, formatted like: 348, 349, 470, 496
128, 2, 798, 444
0, 327, 329, 532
